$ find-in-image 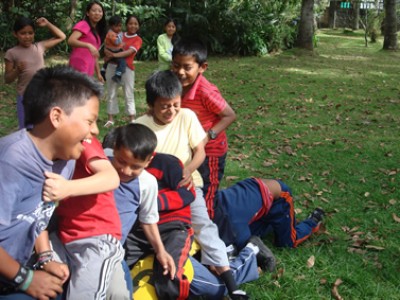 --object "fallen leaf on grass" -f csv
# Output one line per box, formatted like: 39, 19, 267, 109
225, 176, 239, 181
393, 213, 400, 223
306, 255, 315, 268
365, 245, 385, 251
332, 278, 344, 300
389, 199, 396, 205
